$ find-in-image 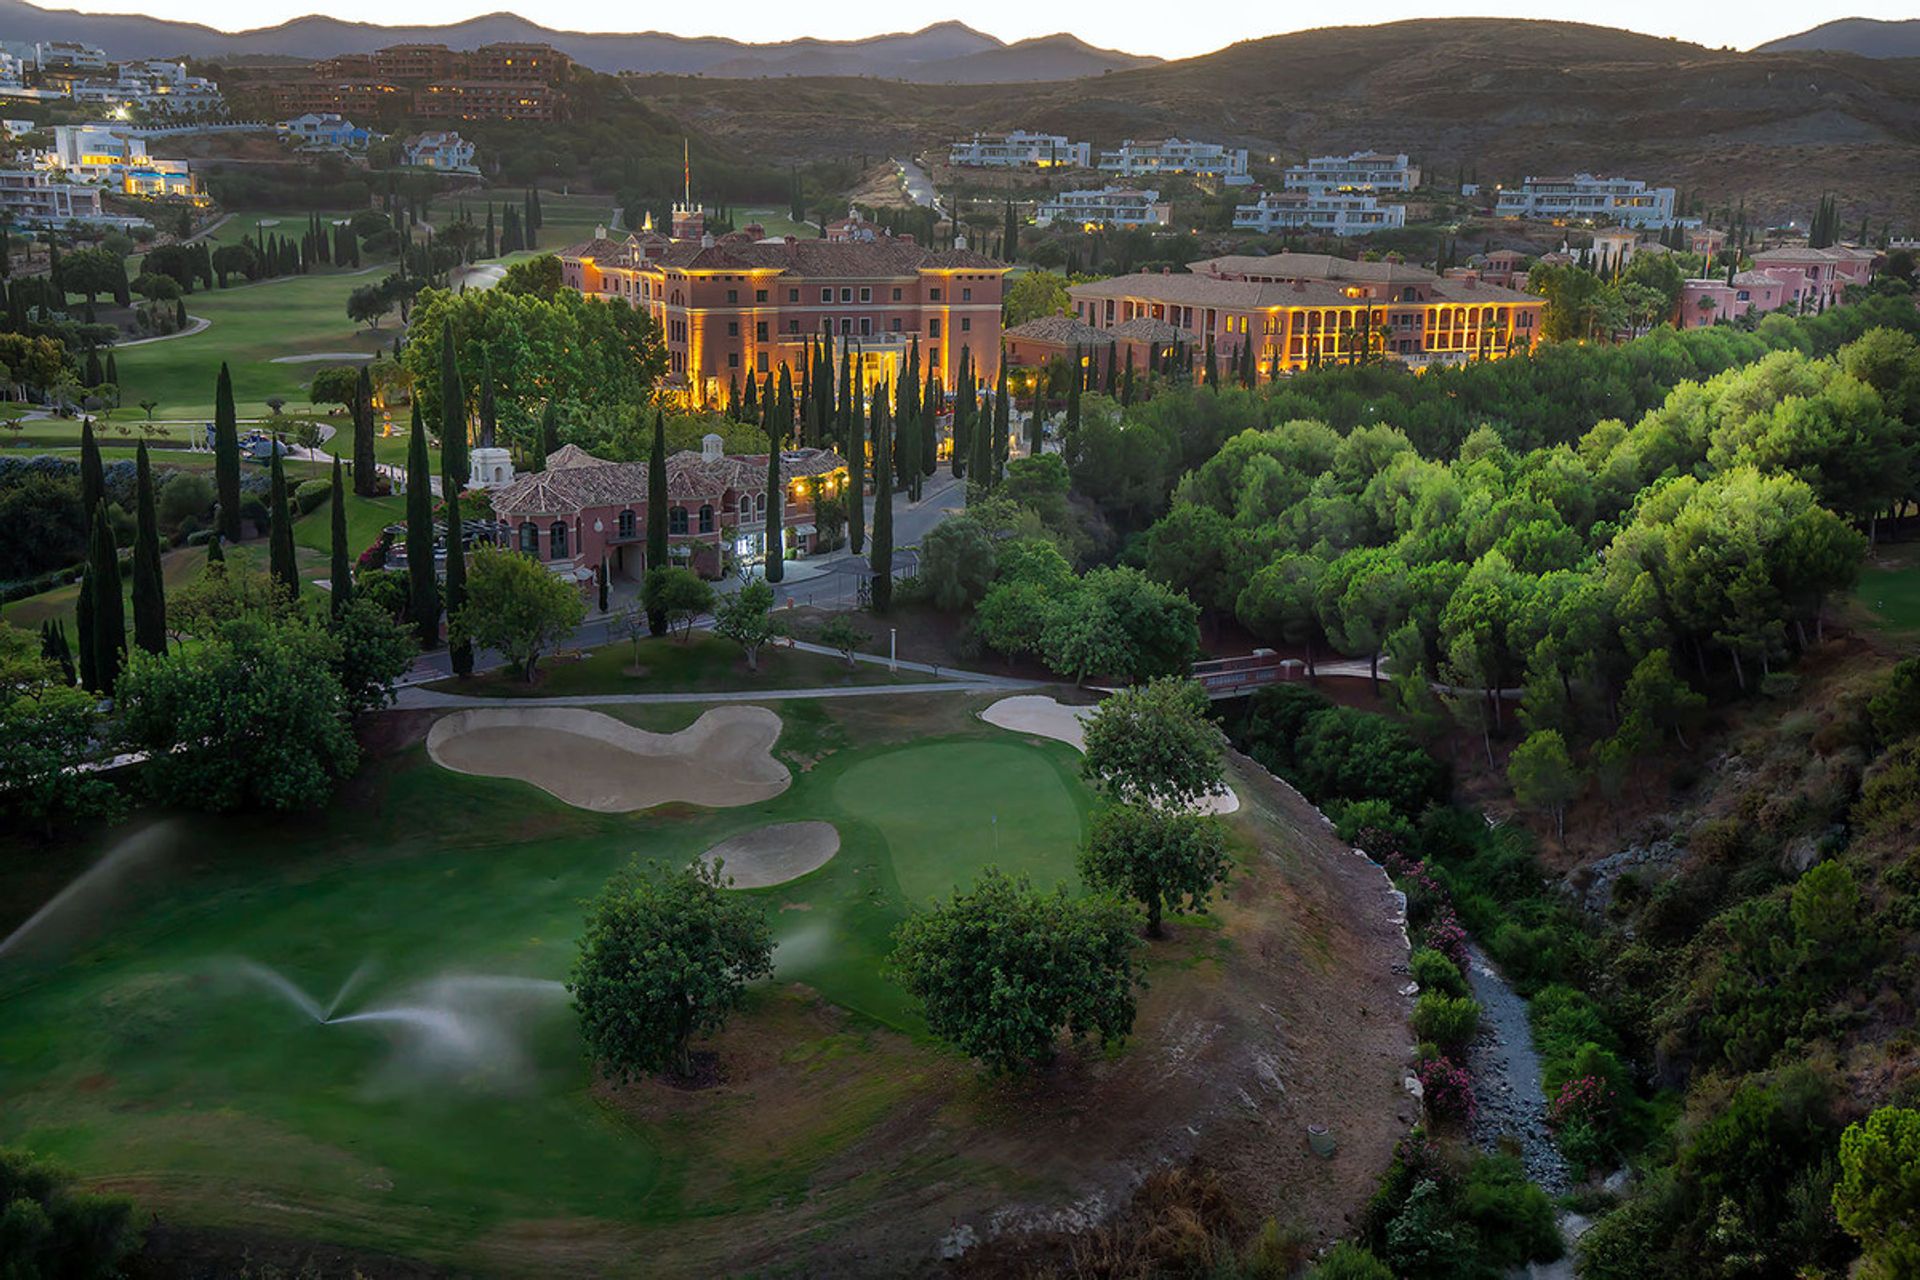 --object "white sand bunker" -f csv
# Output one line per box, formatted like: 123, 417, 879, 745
979, 695, 1240, 816
700, 821, 840, 888
427, 706, 789, 812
